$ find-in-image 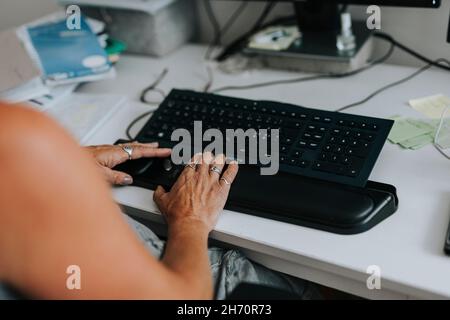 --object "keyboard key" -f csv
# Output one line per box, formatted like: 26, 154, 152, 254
329, 154, 340, 163
280, 145, 289, 154
318, 152, 329, 161
312, 161, 344, 175
298, 160, 310, 168
308, 142, 320, 150
345, 166, 361, 177
323, 144, 332, 152
363, 133, 376, 142
312, 134, 324, 141
333, 146, 344, 154
331, 129, 341, 136
292, 150, 303, 158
